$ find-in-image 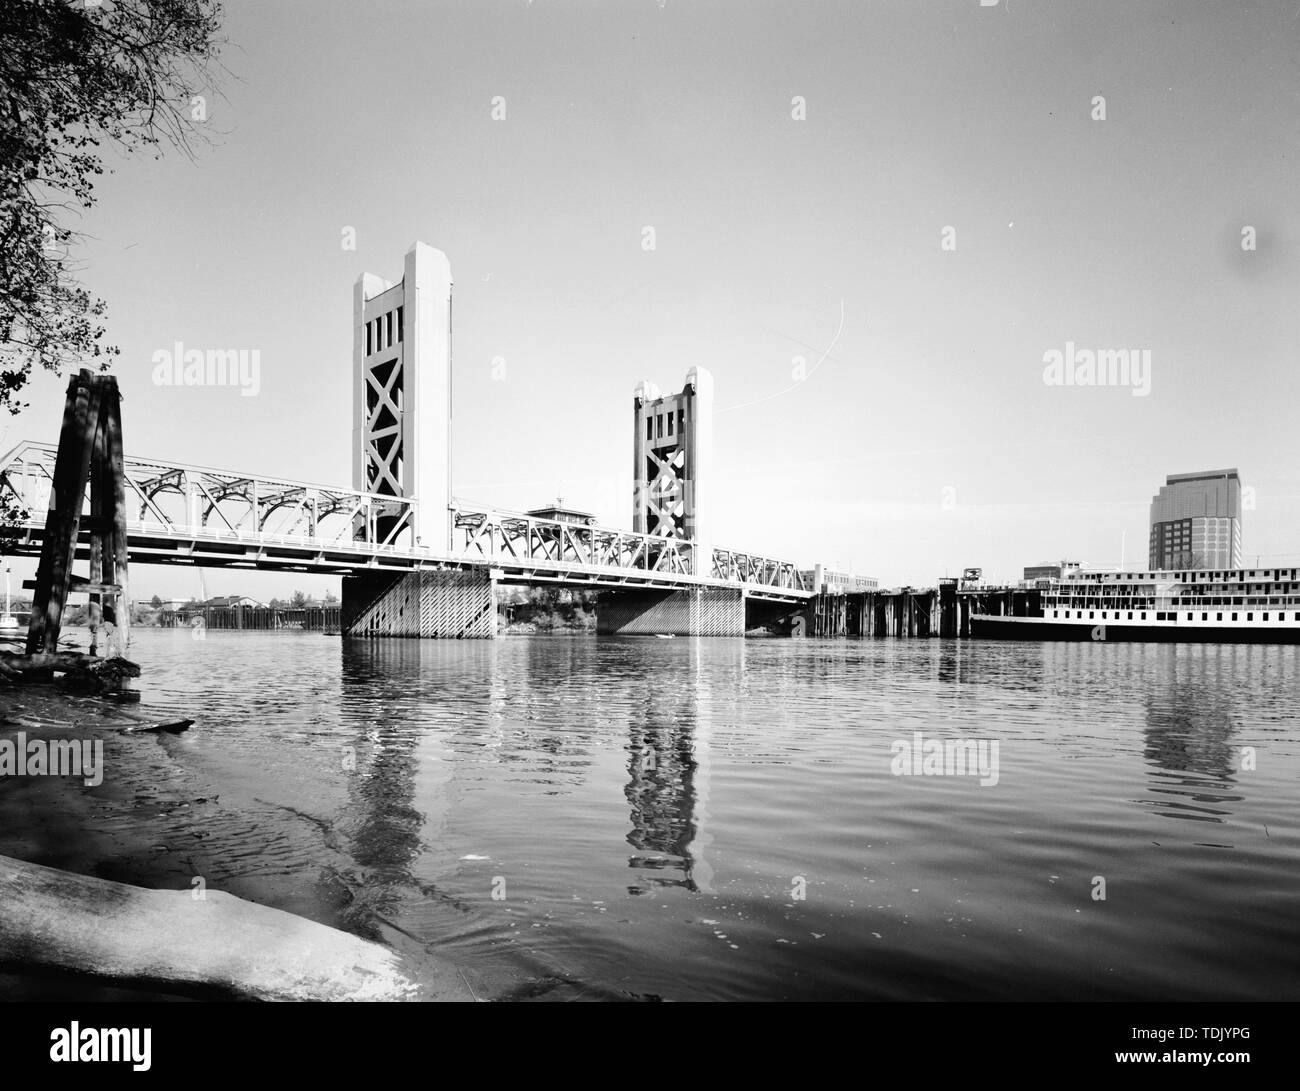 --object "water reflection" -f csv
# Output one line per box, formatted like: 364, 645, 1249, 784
1140, 648, 1245, 825
625, 639, 738, 894
99, 631, 1300, 1000
336, 641, 490, 904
